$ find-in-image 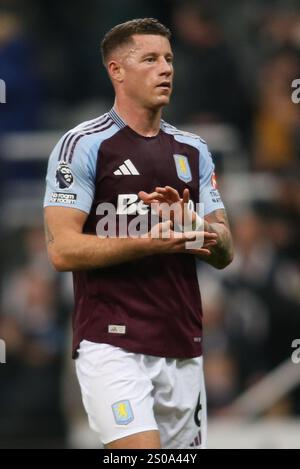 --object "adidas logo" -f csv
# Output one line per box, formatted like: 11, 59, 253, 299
114, 159, 140, 176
